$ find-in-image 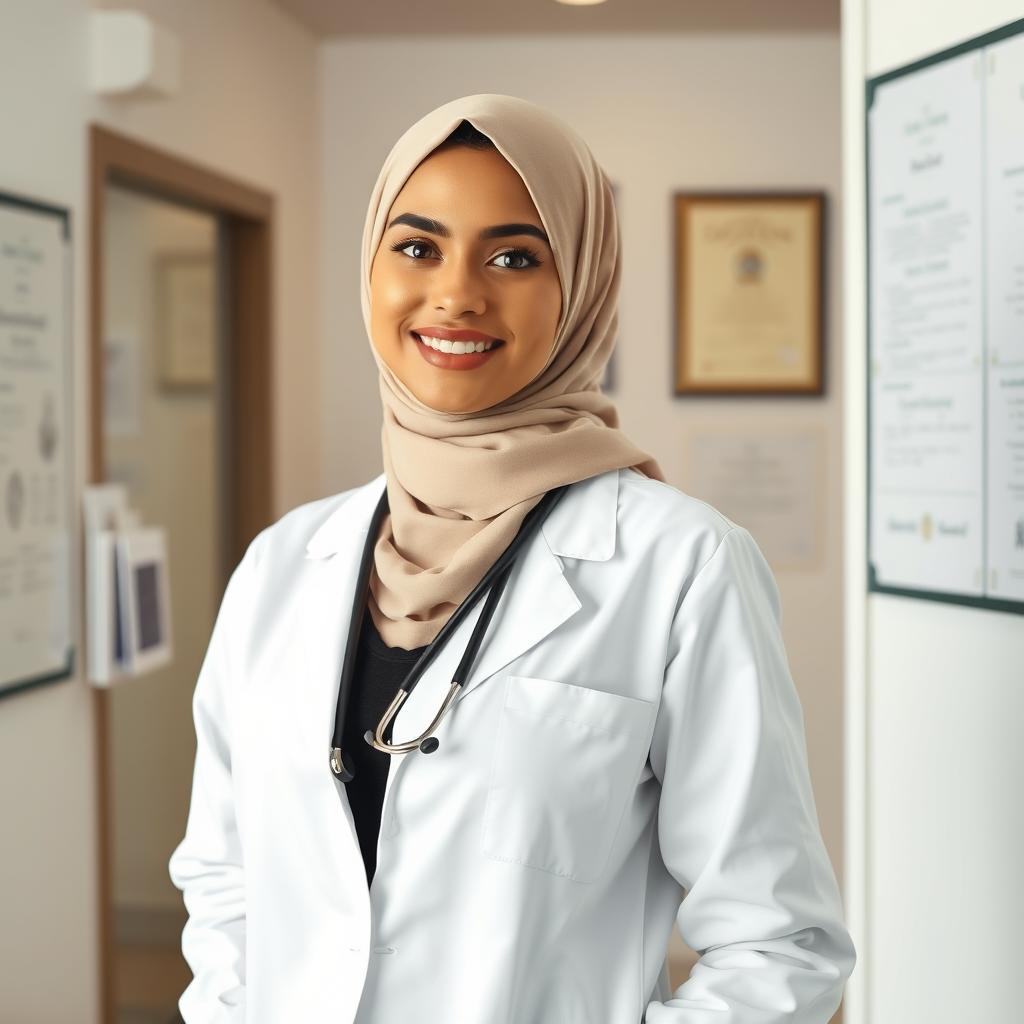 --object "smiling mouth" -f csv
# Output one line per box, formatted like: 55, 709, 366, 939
412, 332, 504, 355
